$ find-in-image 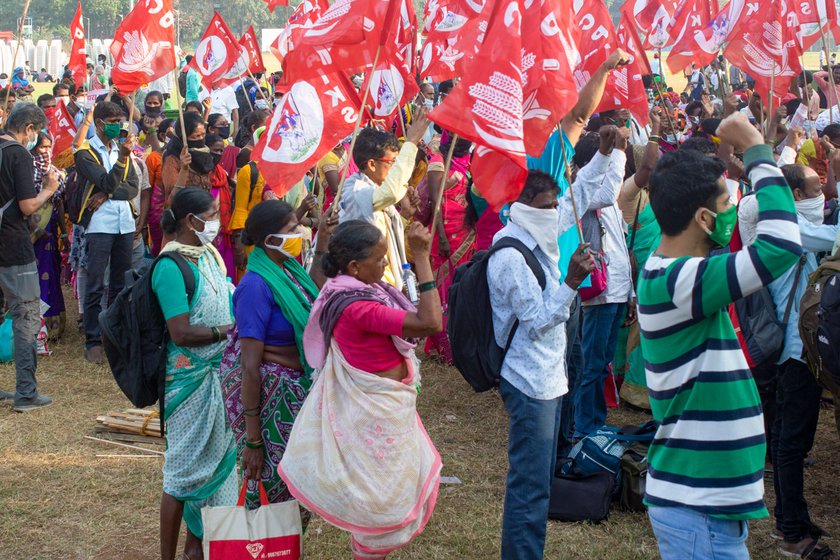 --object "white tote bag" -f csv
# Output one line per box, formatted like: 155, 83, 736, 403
202, 481, 303, 560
